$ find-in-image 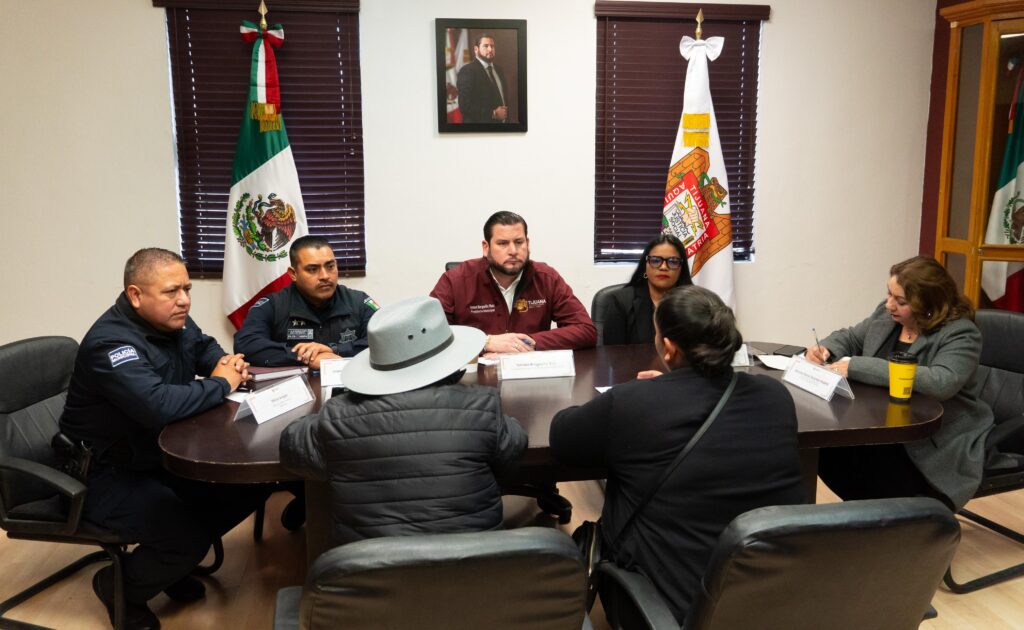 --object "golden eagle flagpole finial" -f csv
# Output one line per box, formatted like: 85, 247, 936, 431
695, 9, 704, 40
258, 0, 269, 30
